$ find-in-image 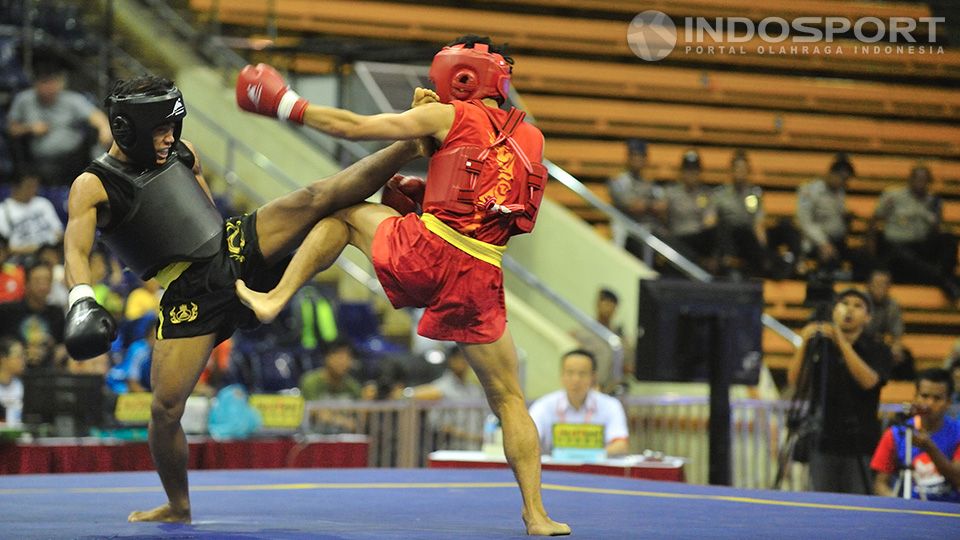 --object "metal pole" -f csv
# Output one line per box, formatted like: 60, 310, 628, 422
903, 426, 912, 499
